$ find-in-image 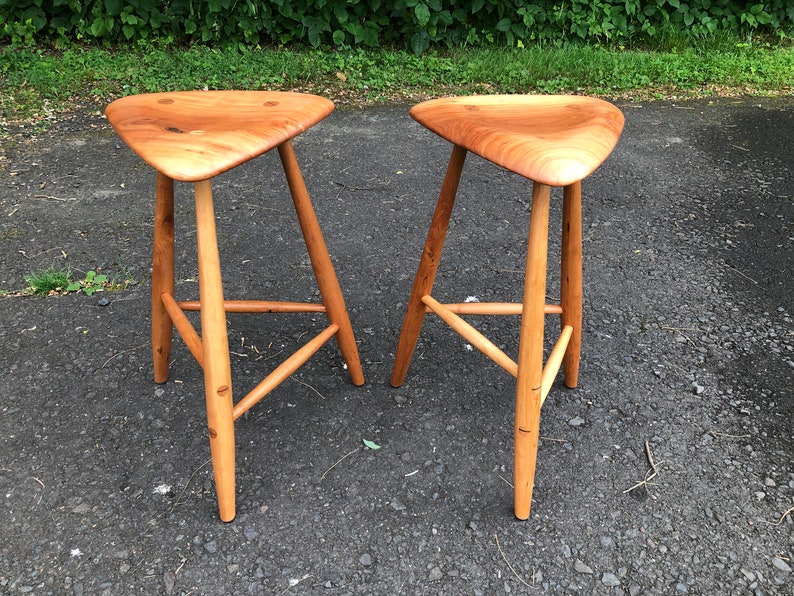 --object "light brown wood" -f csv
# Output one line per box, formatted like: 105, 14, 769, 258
393, 94, 623, 522
278, 141, 364, 387
161, 292, 204, 367
176, 300, 326, 313
541, 325, 574, 404
561, 182, 583, 387
422, 295, 519, 377
152, 172, 175, 384
232, 323, 339, 420
194, 179, 236, 522
108, 90, 366, 522
429, 302, 563, 316
514, 182, 551, 520
410, 95, 624, 187
106, 91, 334, 182
390, 144, 468, 387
